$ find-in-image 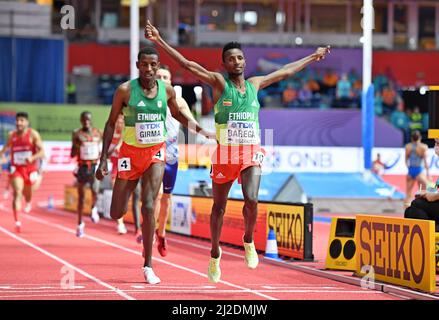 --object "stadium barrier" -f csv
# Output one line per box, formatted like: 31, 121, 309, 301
325, 217, 357, 271
355, 215, 436, 293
